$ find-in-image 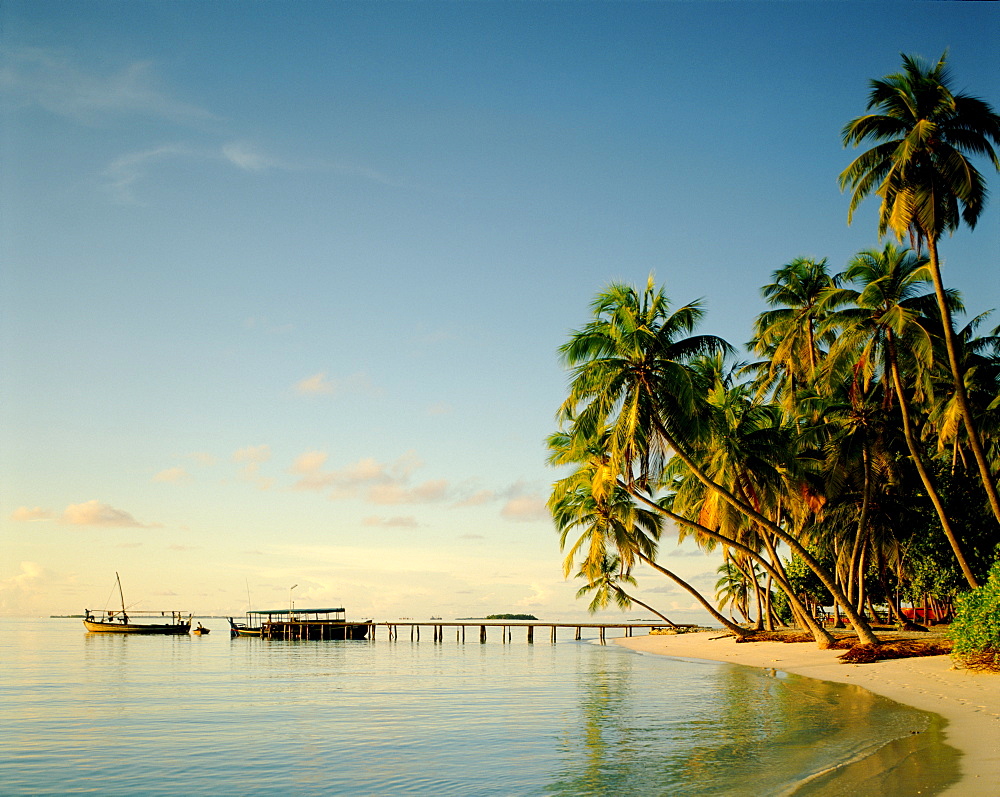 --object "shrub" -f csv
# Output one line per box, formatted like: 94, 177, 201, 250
949, 557, 1000, 672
